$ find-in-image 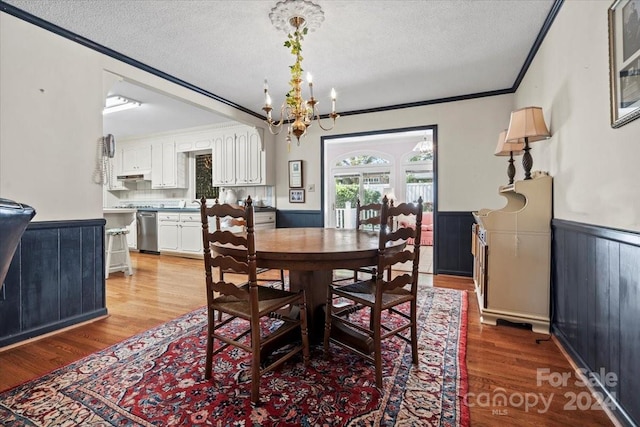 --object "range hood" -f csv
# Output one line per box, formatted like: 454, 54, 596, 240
117, 171, 151, 181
